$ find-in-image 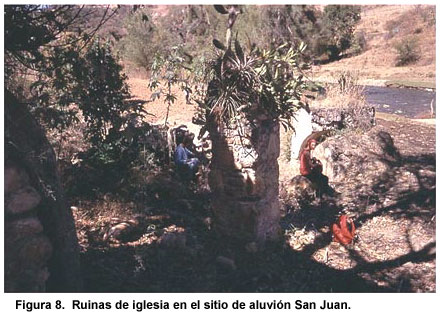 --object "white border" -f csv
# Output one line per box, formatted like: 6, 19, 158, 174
1, 1, 440, 315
